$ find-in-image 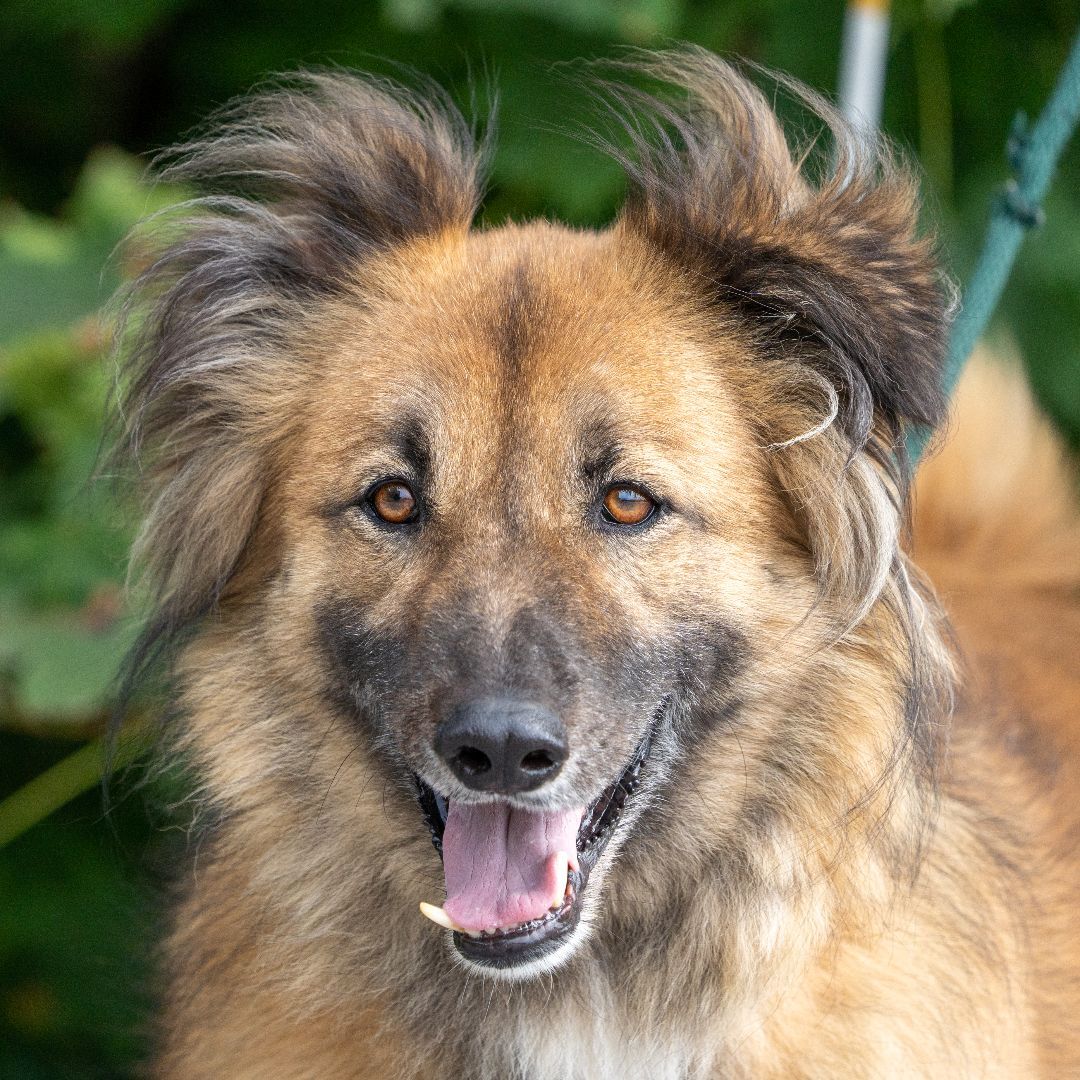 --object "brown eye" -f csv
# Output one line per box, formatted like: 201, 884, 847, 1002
369, 481, 418, 525
601, 485, 656, 527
